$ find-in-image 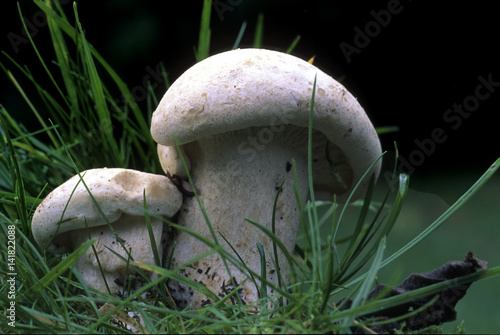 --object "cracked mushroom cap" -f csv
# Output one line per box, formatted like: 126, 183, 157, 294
151, 48, 382, 201
32, 168, 182, 254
